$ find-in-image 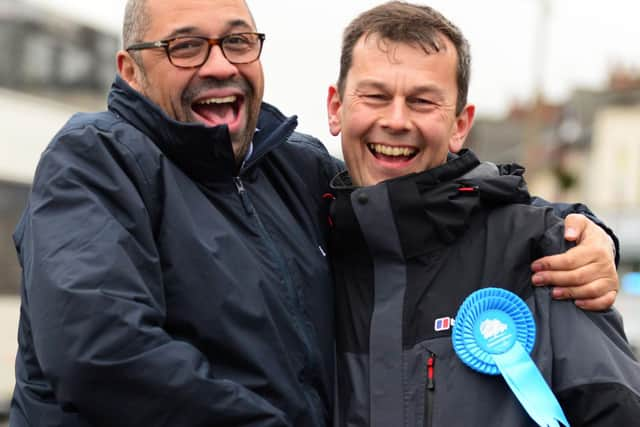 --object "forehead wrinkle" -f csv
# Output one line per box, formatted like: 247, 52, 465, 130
354, 78, 445, 98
